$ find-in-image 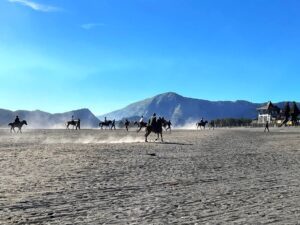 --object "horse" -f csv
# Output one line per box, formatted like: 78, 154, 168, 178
99, 120, 112, 129
163, 120, 172, 132
8, 120, 28, 133
134, 121, 147, 132
145, 117, 164, 142
66, 120, 81, 130
196, 120, 208, 130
